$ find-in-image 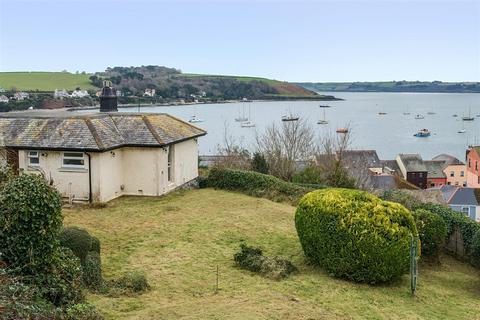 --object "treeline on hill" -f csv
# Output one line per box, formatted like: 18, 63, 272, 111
91, 65, 287, 101
298, 81, 480, 93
